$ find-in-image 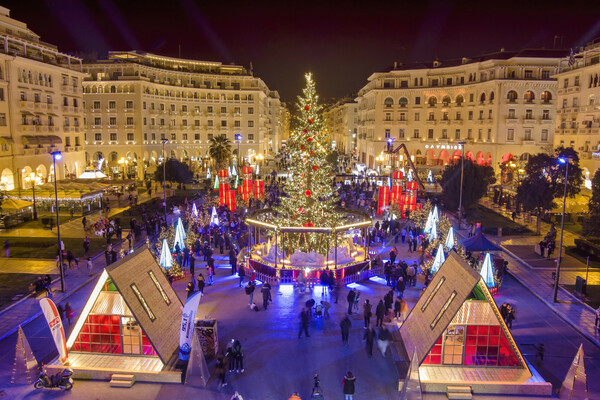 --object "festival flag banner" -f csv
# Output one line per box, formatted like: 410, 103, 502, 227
39, 298, 68, 365
179, 291, 202, 360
